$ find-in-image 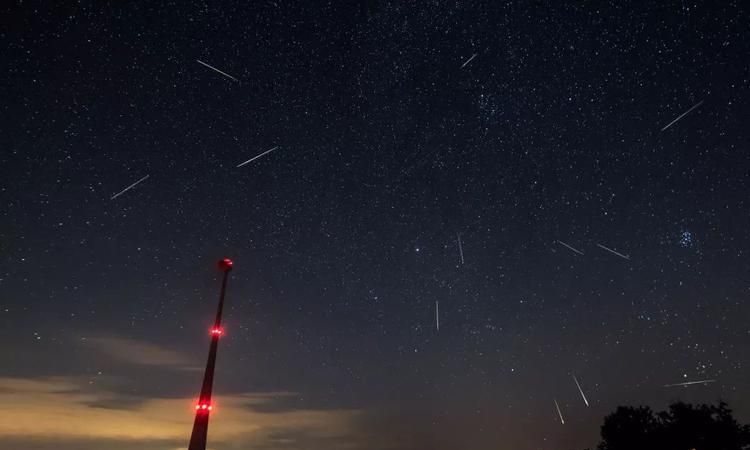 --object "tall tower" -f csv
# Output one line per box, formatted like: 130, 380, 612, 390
187, 258, 233, 450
